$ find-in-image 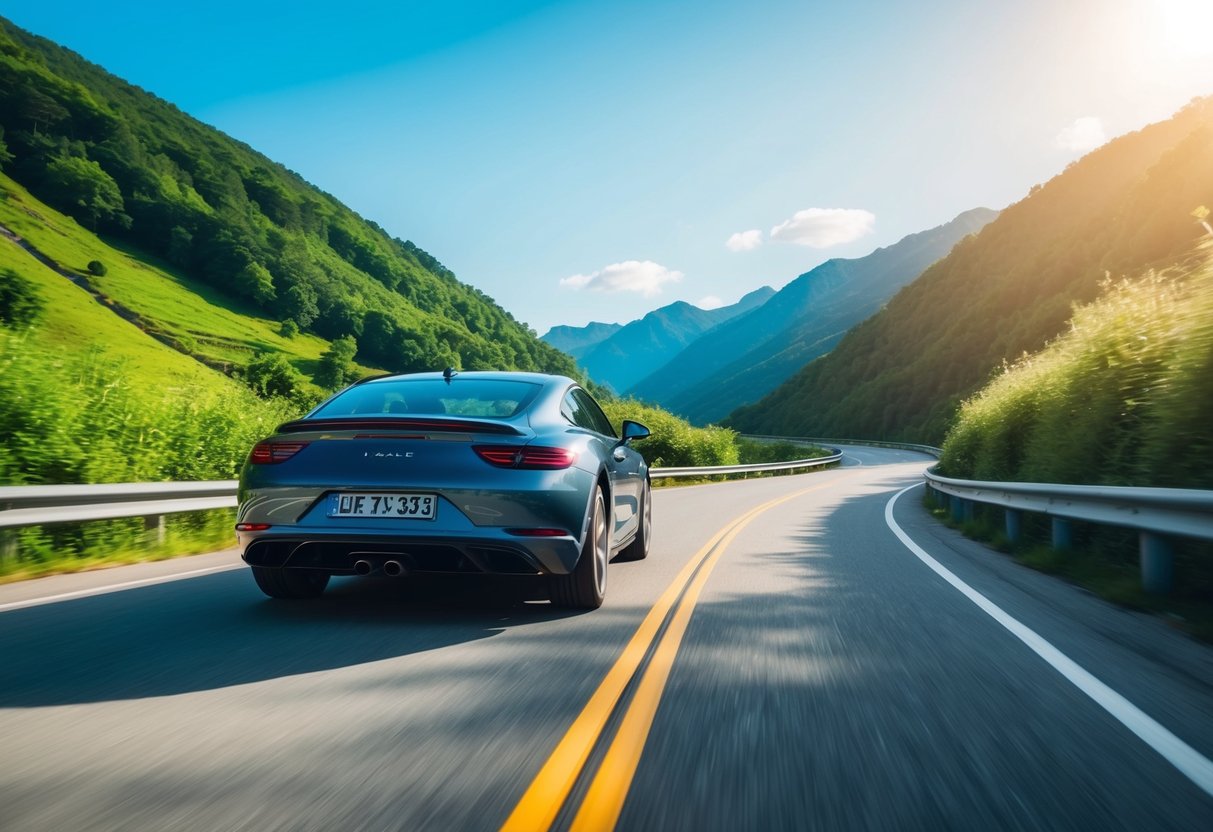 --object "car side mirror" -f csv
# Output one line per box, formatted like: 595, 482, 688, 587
620, 420, 651, 444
